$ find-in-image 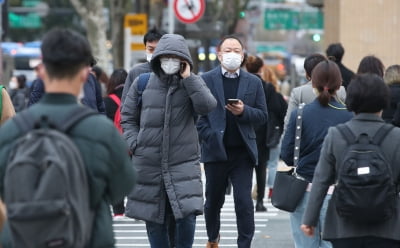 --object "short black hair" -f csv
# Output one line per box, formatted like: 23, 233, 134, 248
143, 27, 166, 45
346, 73, 389, 114
357, 55, 385, 77
217, 35, 244, 51
326, 43, 345, 62
91, 66, 103, 79
16, 74, 26, 88
304, 53, 326, 78
41, 28, 92, 79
